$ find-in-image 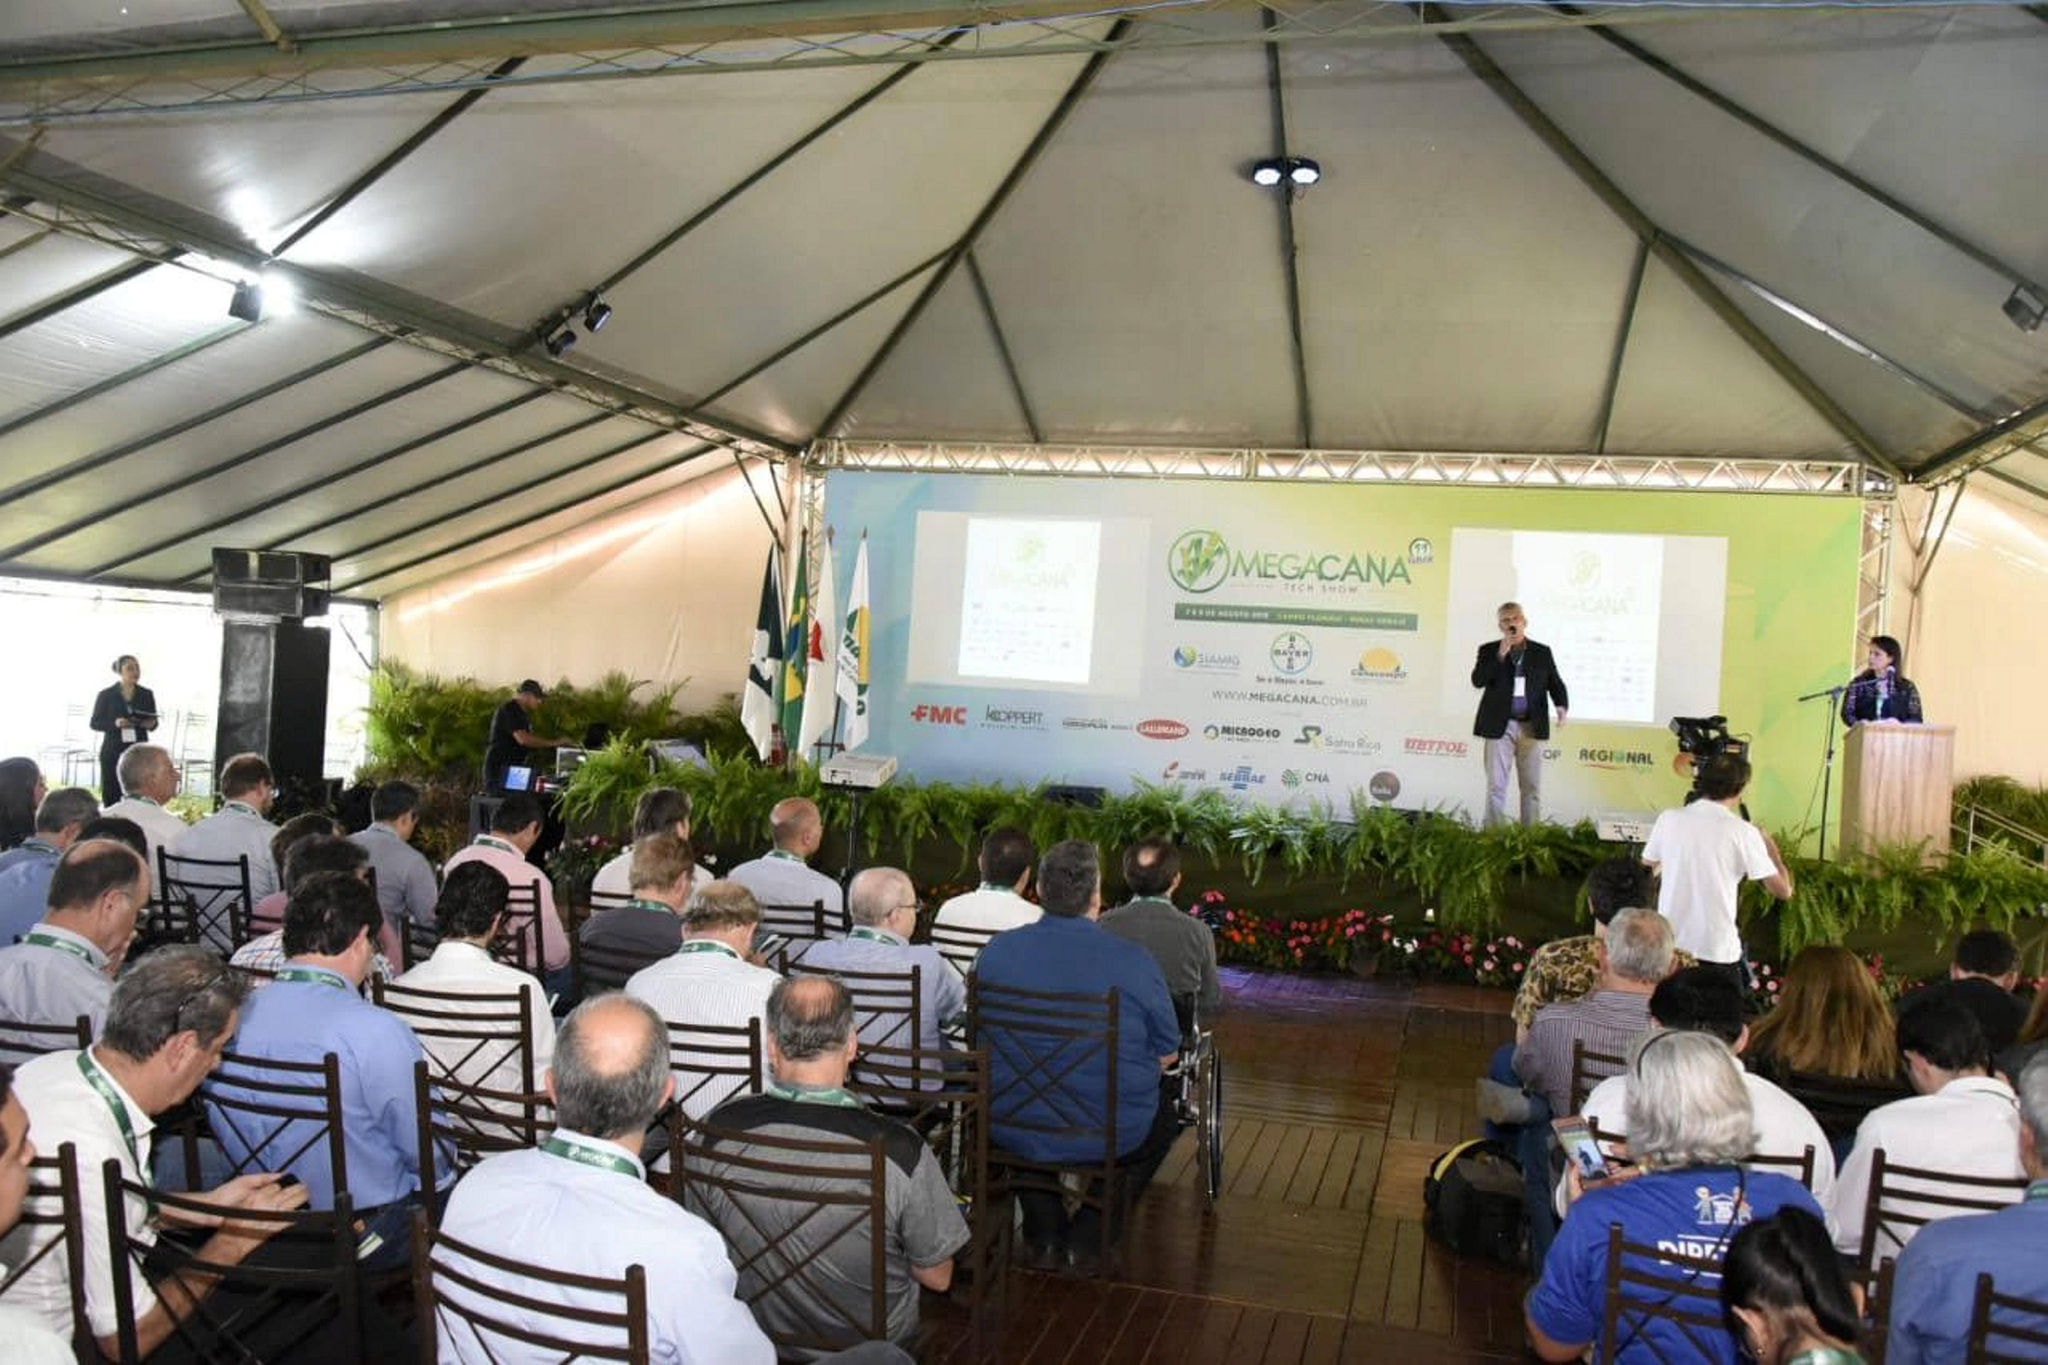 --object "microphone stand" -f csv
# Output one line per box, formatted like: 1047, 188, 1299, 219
1796, 678, 1868, 860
